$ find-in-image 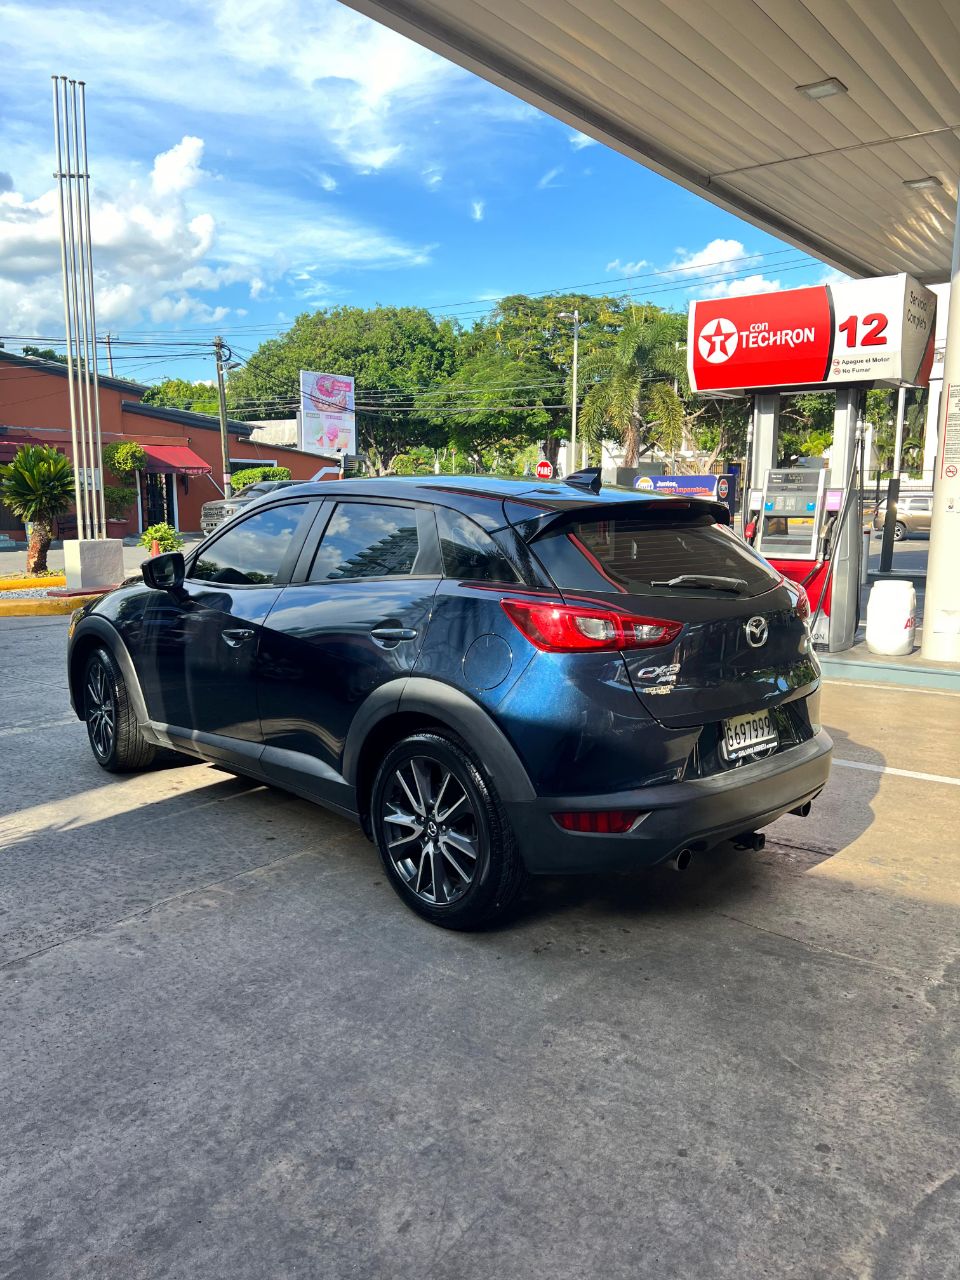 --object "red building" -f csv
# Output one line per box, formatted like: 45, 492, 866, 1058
0, 350, 331, 540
